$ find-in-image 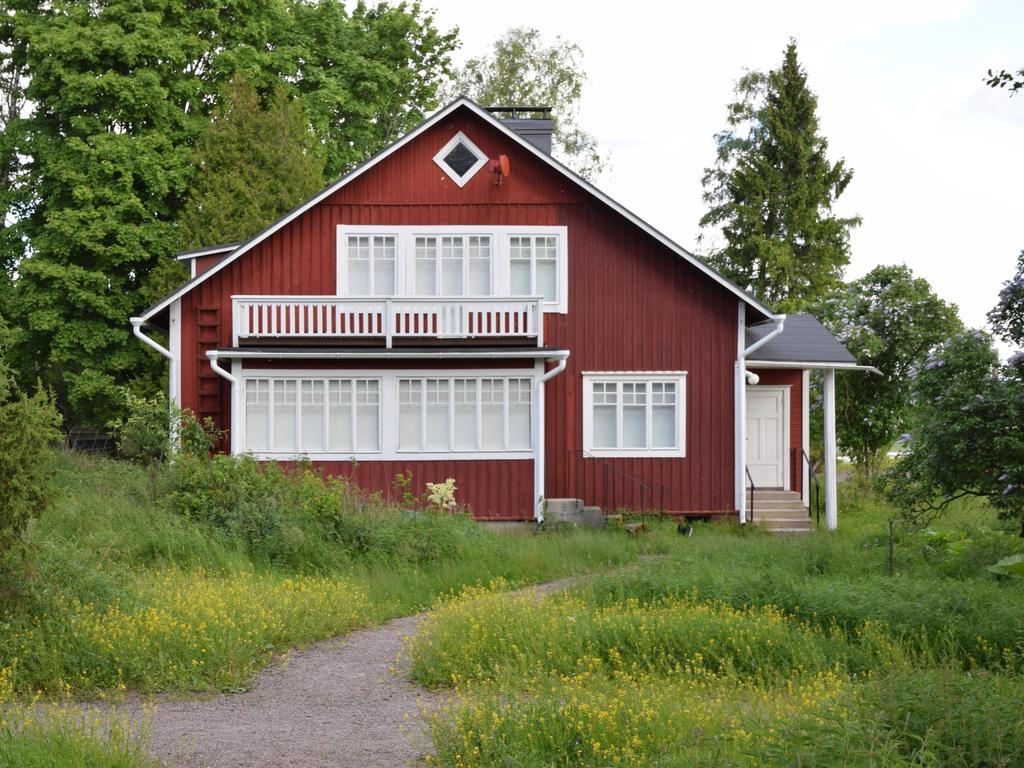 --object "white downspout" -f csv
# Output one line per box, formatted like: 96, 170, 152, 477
130, 316, 181, 447
736, 307, 787, 525
535, 351, 570, 524
207, 351, 240, 456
